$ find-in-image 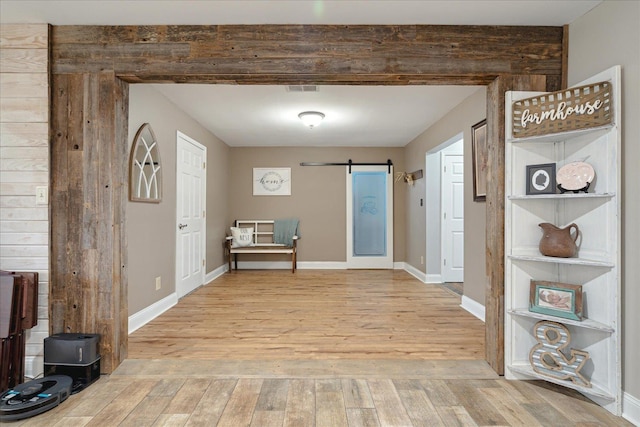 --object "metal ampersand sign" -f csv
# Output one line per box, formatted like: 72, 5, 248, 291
529, 320, 591, 388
